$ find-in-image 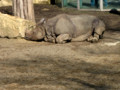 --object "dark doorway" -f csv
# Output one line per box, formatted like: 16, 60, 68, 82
51, 0, 55, 5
